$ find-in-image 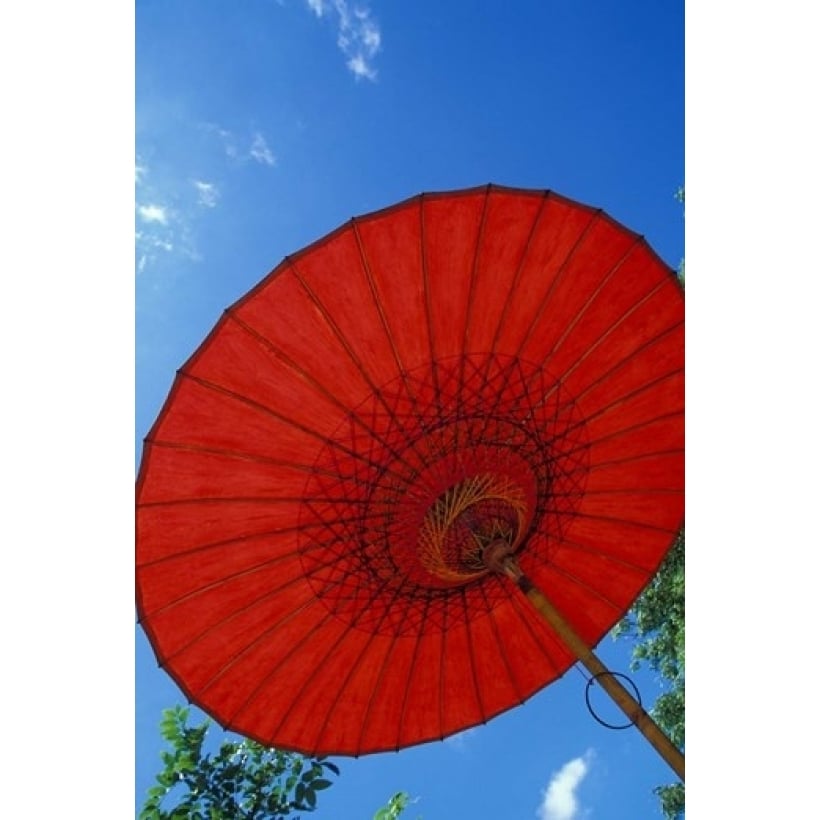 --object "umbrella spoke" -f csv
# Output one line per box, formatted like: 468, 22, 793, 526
487, 190, 551, 358
511, 208, 603, 361
176, 370, 412, 484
